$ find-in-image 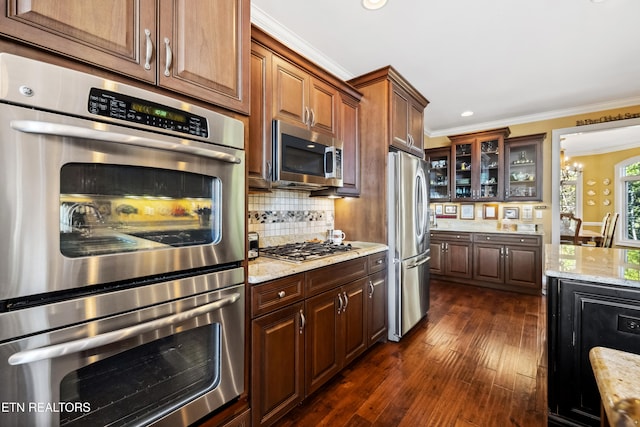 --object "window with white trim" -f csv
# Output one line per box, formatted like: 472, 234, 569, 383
615, 156, 640, 247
